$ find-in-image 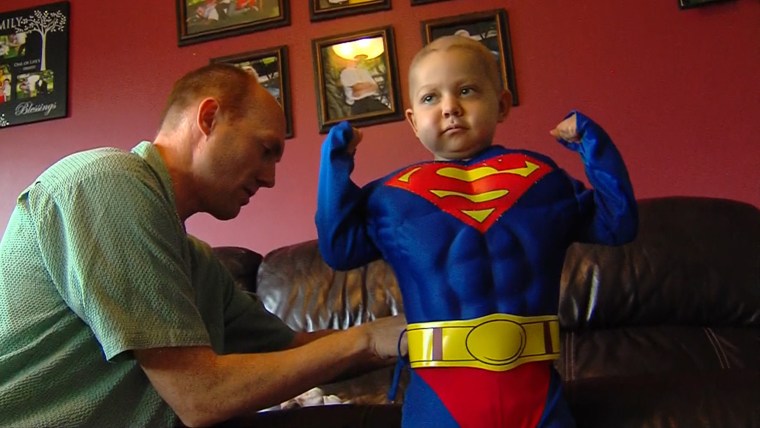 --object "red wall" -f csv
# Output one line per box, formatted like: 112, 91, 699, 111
1, 0, 758, 255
